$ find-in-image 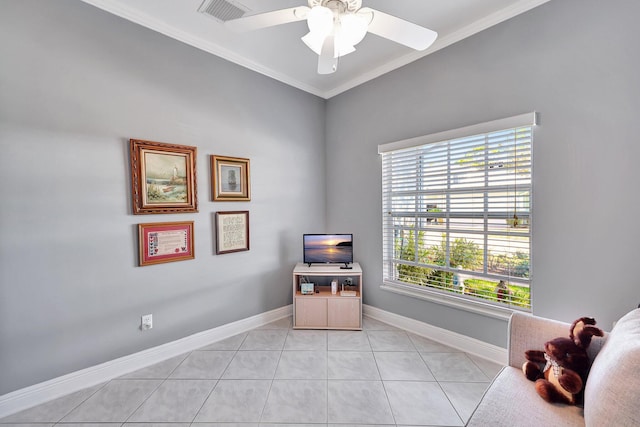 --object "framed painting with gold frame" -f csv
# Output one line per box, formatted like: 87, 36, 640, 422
130, 139, 198, 214
211, 155, 250, 201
